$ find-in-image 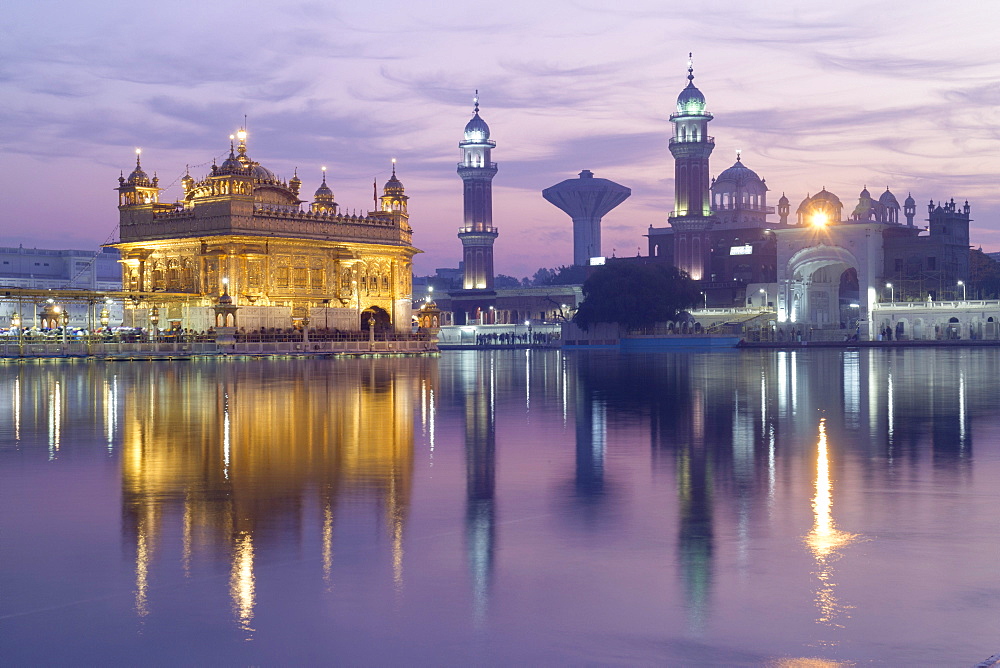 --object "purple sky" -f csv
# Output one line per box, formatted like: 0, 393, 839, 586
4, 1, 999, 279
